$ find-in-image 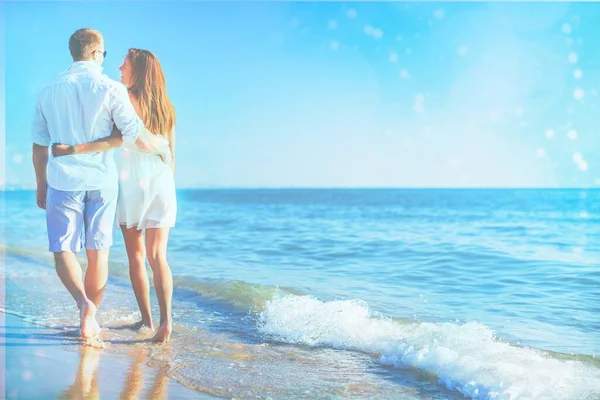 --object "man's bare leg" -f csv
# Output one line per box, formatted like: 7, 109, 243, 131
85, 249, 110, 308
54, 252, 100, 339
